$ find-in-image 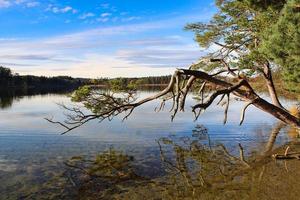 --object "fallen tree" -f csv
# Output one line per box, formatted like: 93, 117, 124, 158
47, 0, 300, 134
